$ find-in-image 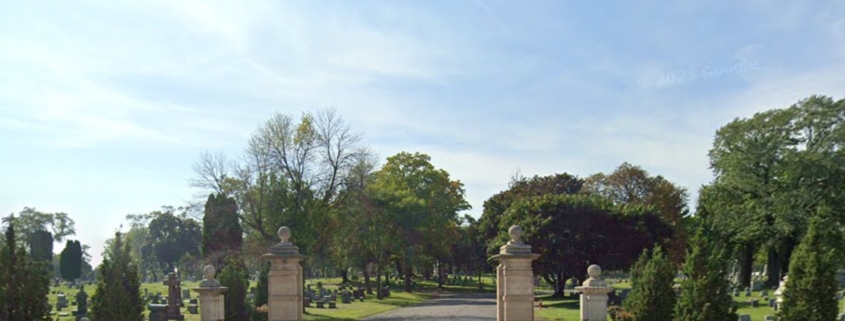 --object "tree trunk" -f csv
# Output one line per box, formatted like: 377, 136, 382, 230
376, 265, 383, 299
395, 260, 402, 278
555, 272, 566, 297
739, 243, 754, 287
781, 238, 797, 276
404, 264, 413, 293
477, 272, 483, 291
437, 259, 443, 289
765, 248, 780, 287
341, 269, 349, 284
363, 264, 372, 294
